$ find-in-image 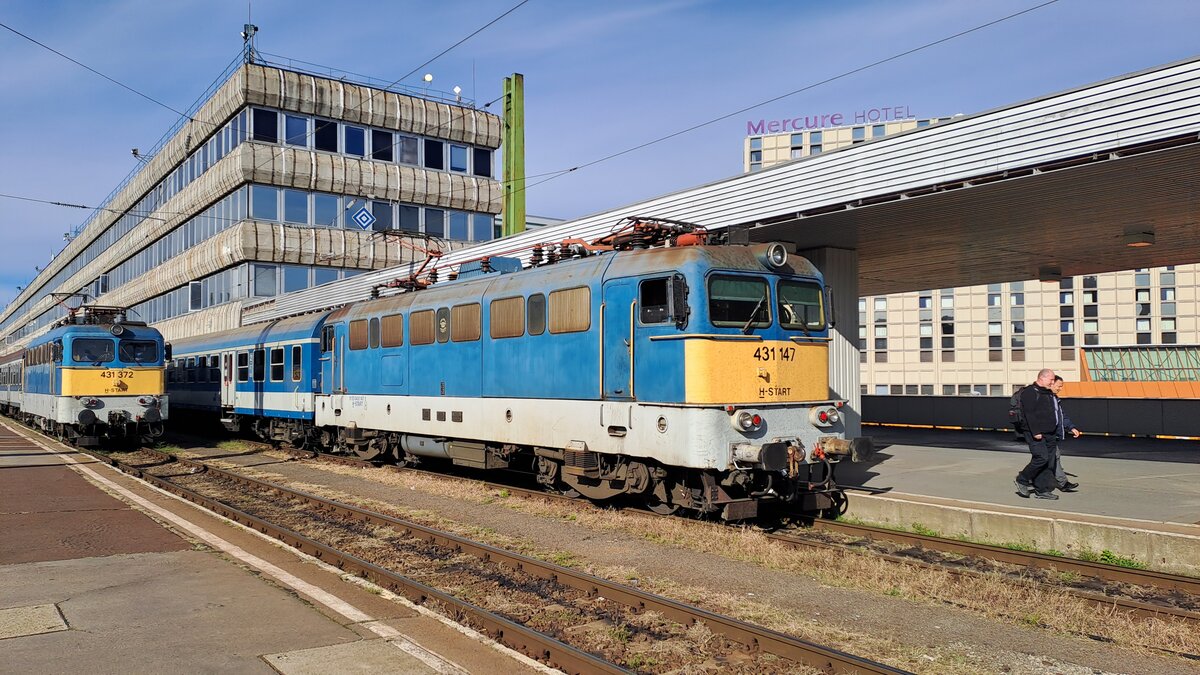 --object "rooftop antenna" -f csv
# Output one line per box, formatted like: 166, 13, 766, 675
242, 2, 259, 65
131, 148, 149, 164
